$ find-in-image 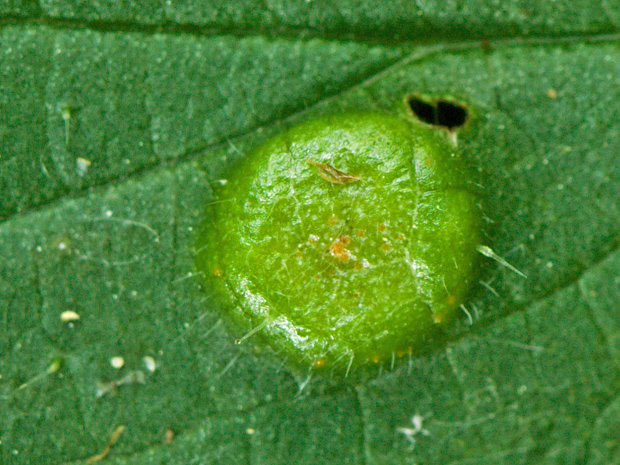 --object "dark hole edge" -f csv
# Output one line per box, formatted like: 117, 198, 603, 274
408, 97, 469, 131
